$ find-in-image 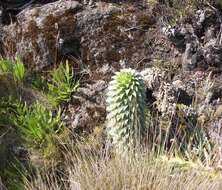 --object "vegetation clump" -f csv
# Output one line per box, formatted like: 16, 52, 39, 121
47, 61, 79, 107
0, 57, 25, 83
0, 58, 78, 189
